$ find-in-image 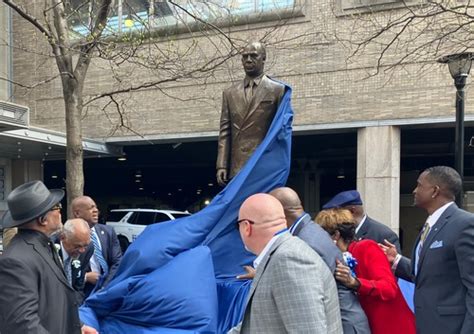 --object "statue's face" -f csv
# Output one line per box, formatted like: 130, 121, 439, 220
241, 43, 265, 78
